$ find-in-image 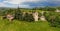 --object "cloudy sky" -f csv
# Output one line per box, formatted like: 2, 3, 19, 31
0, 0, 60, 8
